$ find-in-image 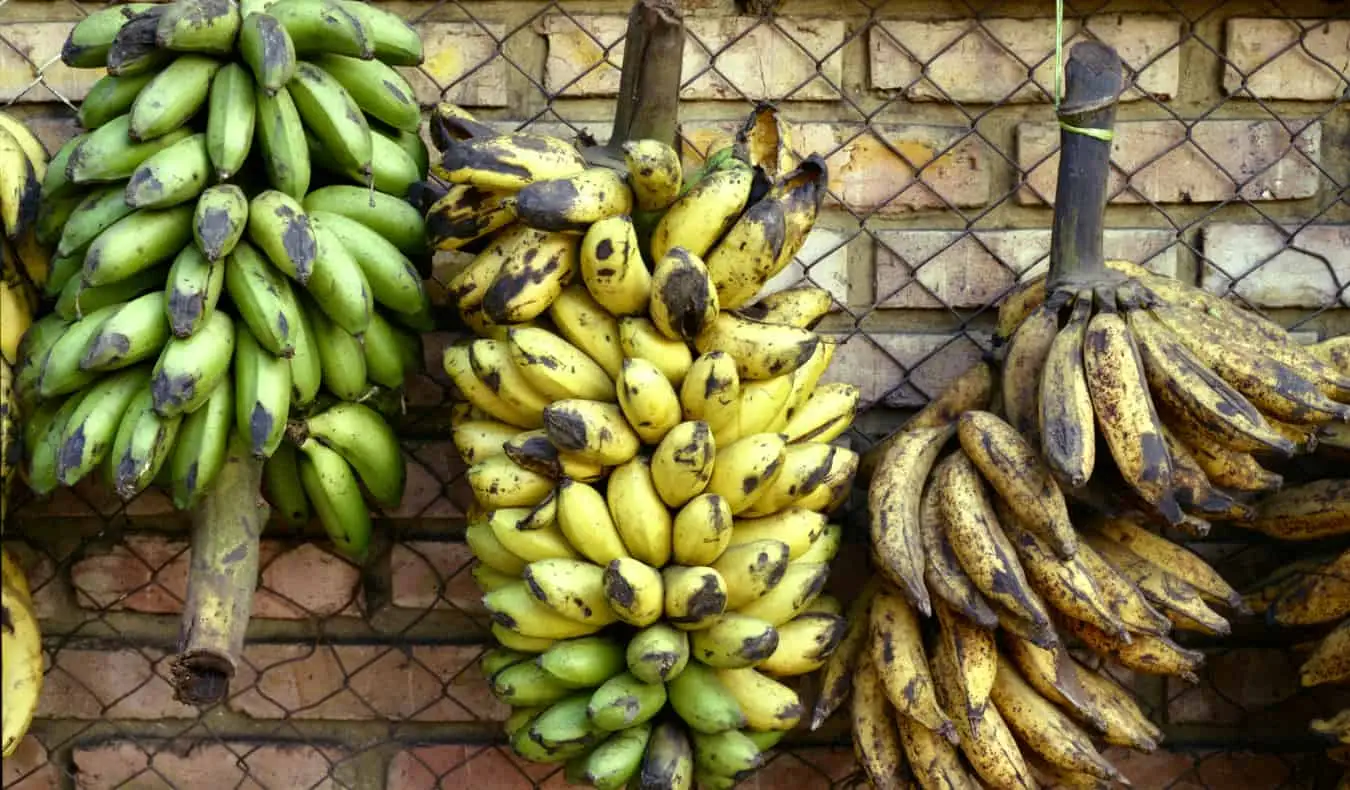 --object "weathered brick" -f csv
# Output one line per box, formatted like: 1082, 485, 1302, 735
38, 647, 198, 720
388, 745, 551, 790
821, 331, 990, 408
229, 643, 506, 722
874, 228, 1178, 309
382, 445, 449, 519
70, 534, 362, 619
1166, 648, 1316, 728
539, 15, 845, 101
2, 736, 59, 790
1018, 119, 1322, 205
1224, 19, 1350, 100
1201, 223, 1350, 309
72, 740, 344, 789
389, 541, 484, 613
0, 22, 100, 103
870, 15, 1181, 102
404, 22, 508, 107
756, 226, 852, 308
2, 539, 64, 620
